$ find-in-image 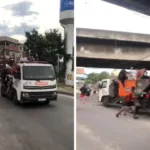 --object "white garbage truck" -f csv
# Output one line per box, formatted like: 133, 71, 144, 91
1, 61, 57, 105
